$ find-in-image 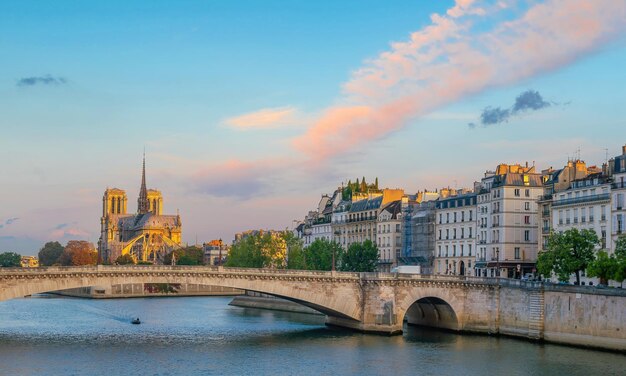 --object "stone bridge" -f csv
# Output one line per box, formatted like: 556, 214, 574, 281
1, 266, 624, 351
